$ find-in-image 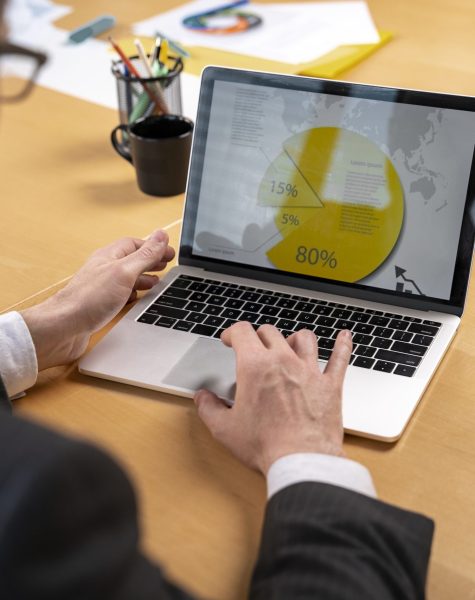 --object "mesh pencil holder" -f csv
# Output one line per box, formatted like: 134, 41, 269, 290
111, 55, 183, 125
